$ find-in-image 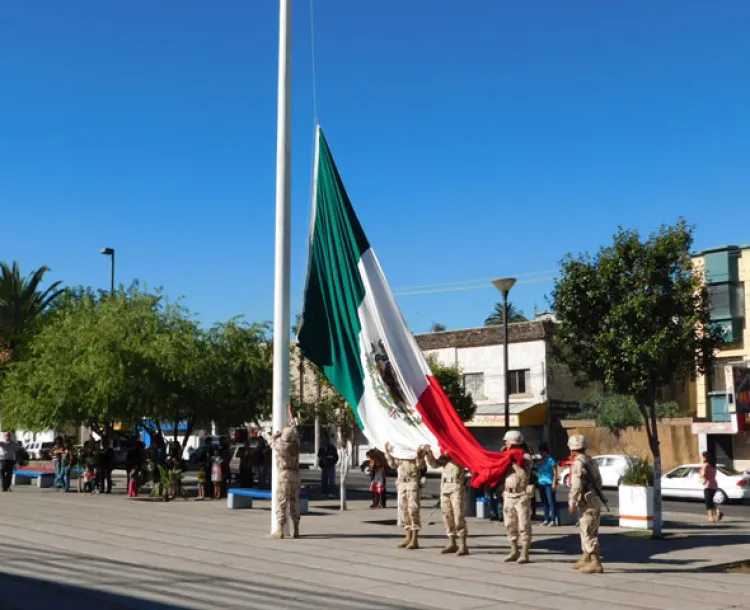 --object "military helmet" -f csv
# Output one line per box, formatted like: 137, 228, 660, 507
503, 430, 524, 446
567, 434, 587, 451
